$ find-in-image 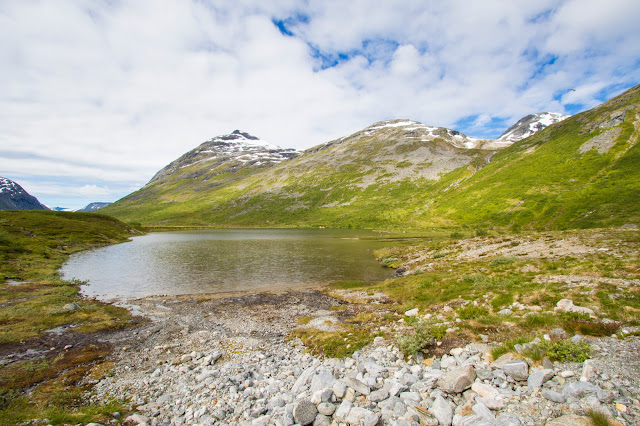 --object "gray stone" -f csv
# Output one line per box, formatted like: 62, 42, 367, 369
596, 389, 615, 403
317, 402, 336, 416
490, 352, 517, 369
332, 381, 346, 399
562, 381, 600, 398
369, 388, 389, 403
495, 414, 522, 426
437, 364, 476, 393
310, 371, 335, 392
292, 365, 317, 394
472, 401, 495, 422
429, 394, 453, 426
313, 414, 331, 426
502, 360, 529, 381
63, 302, 80, 312
345, 406, 379, 426
498, 309, 513, 315
542, 389, 566, 403
344, 376, 371, 395
293, 400, 317, 425
334, 400, 353, 422
549, 328, 570, 340
124, 414, 150, 424
527, 368, 554, 389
